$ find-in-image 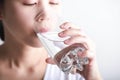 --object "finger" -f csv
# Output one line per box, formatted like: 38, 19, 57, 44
58, 28, 86, 37
64, 36, 88, 47
60, 22, 80, 29
64, 36, 95, 51
46, 57, 56, 64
